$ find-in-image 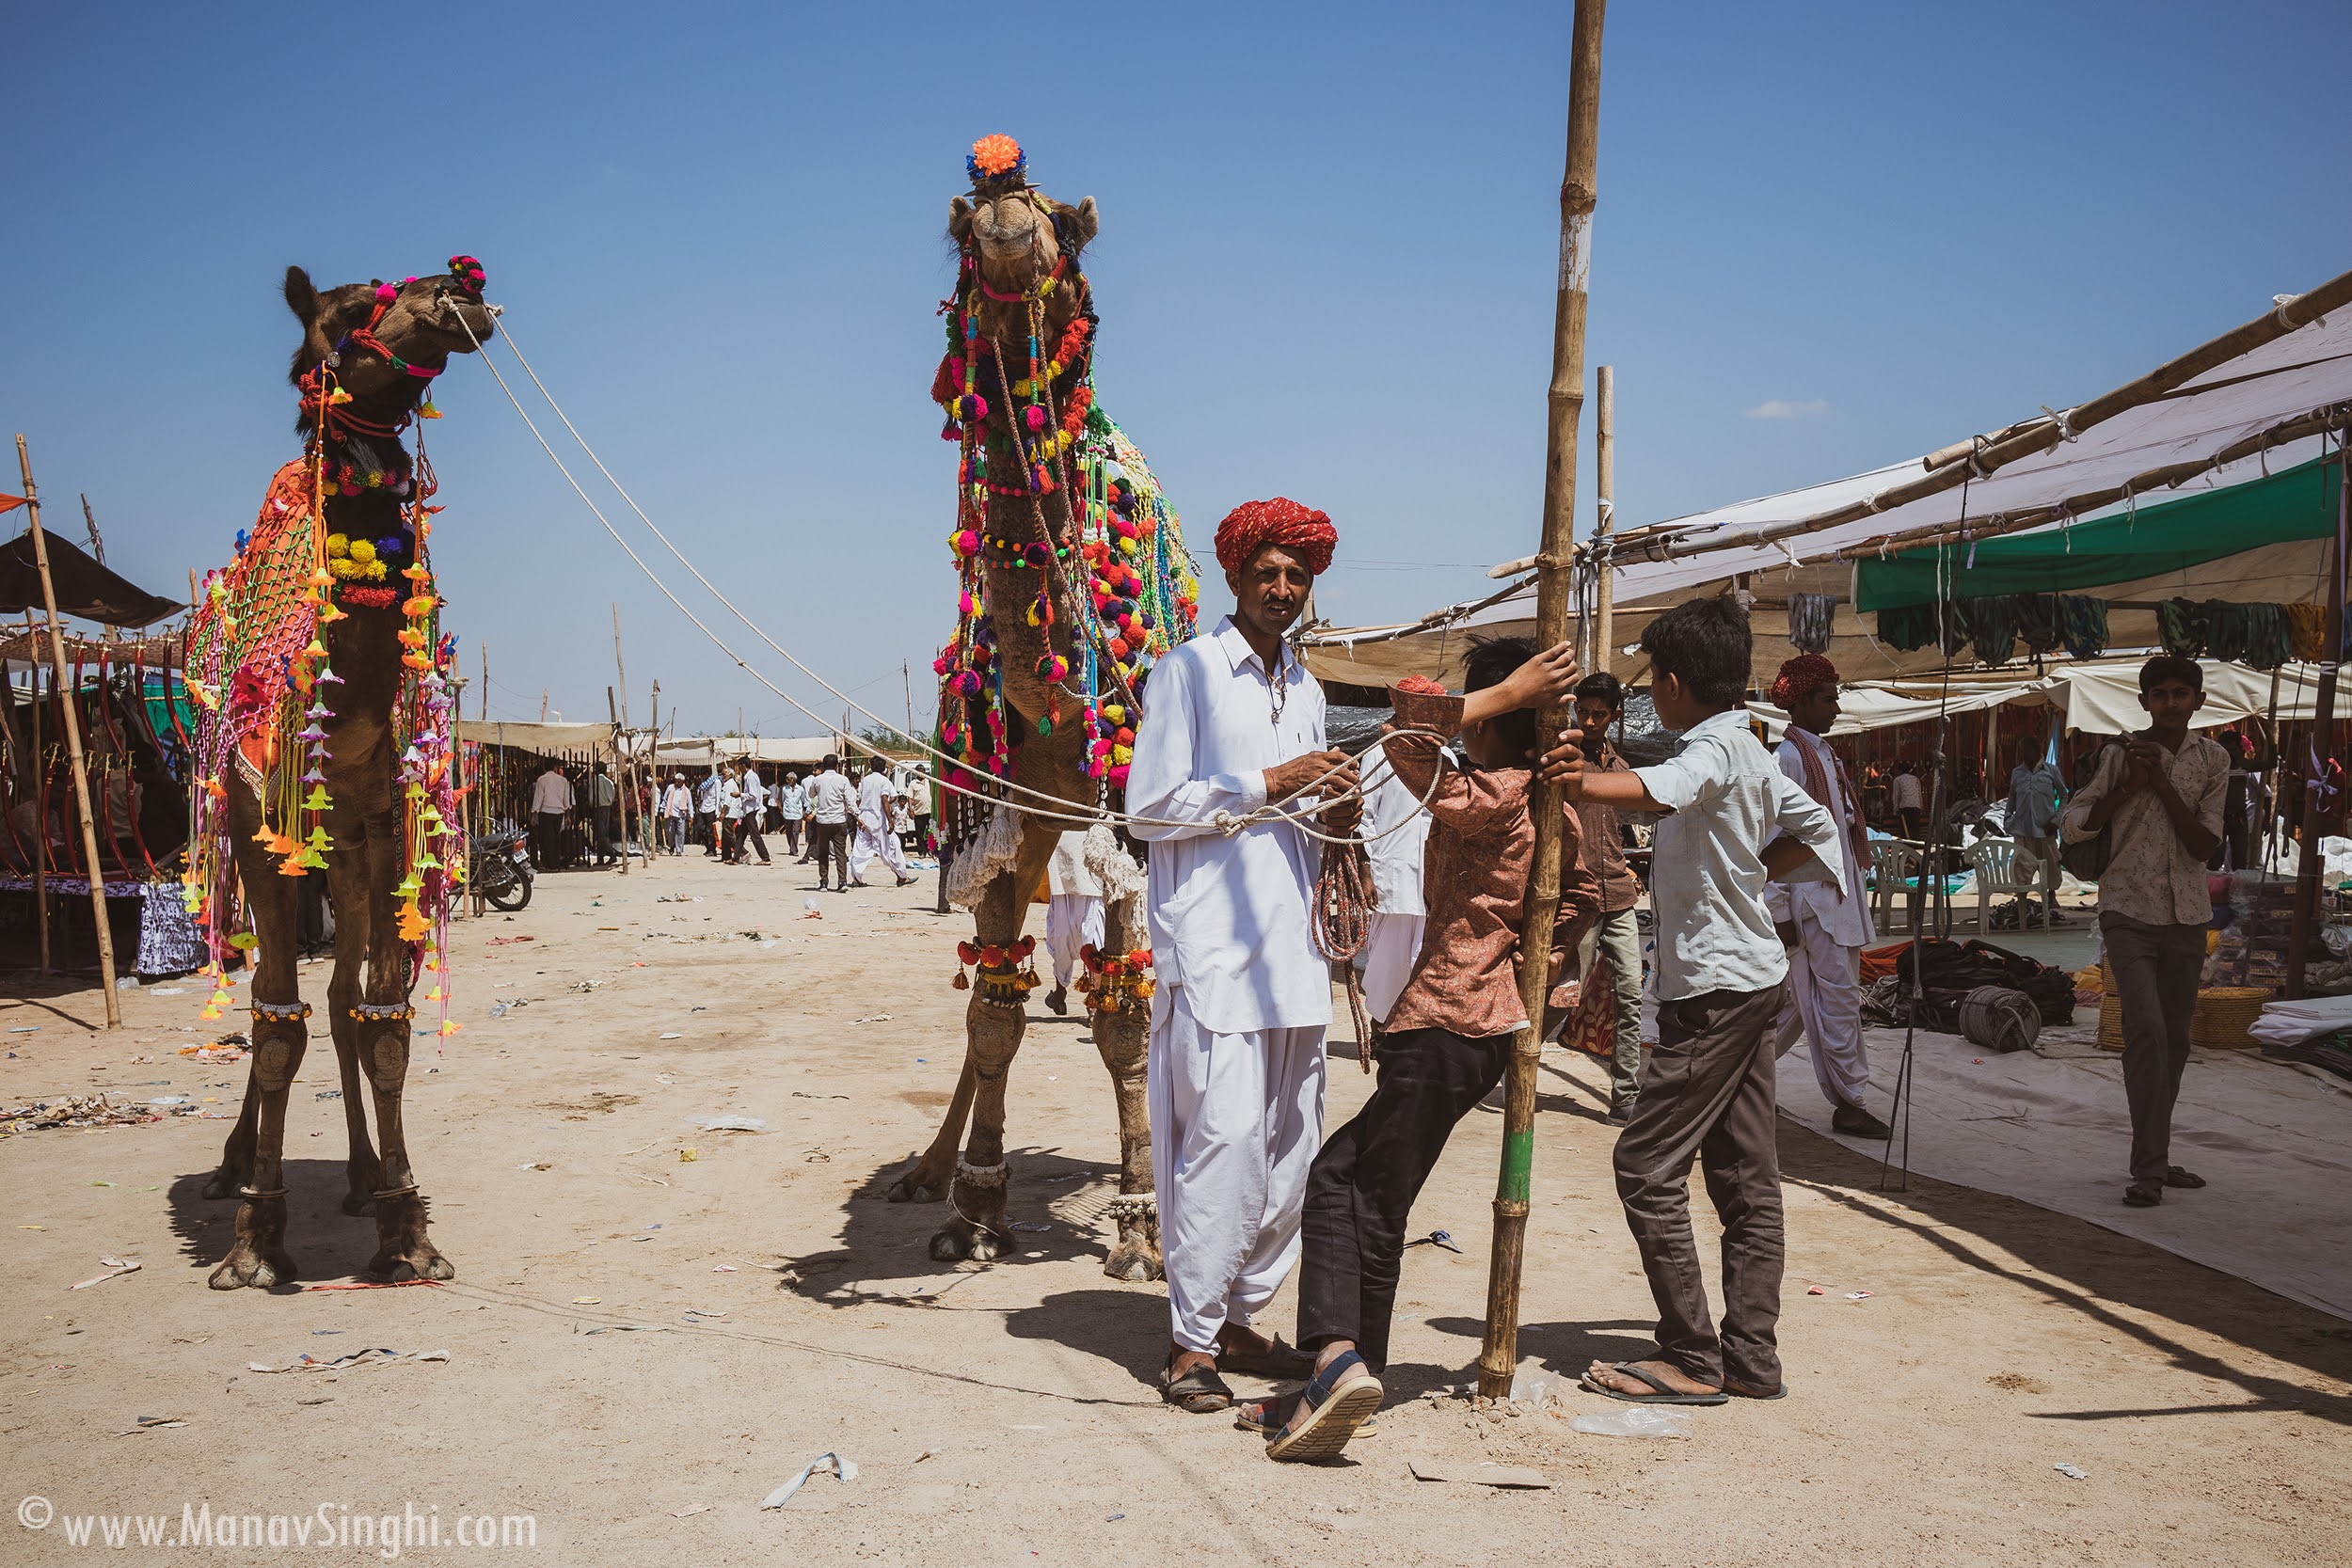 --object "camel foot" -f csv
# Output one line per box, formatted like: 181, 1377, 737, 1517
208, 1196, 296, 1289
366, 1194, 454, 1282
199, 1165, 246, 1201
929, 1212, 1009, 1264
1103, 1231, 1164, 1283
887, 1158, 952, 1204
